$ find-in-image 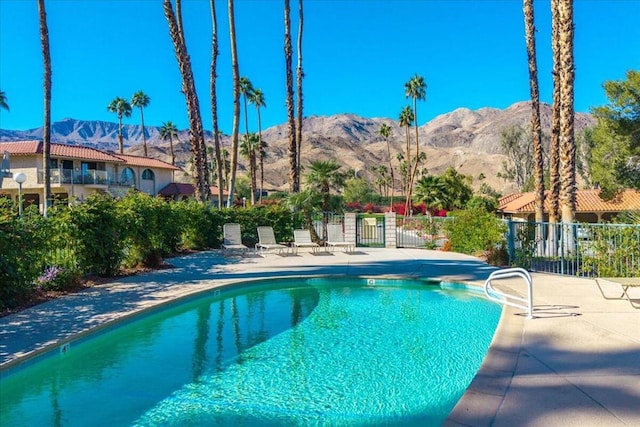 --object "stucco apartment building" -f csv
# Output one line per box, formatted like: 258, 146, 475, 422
0, 140, 181, 210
